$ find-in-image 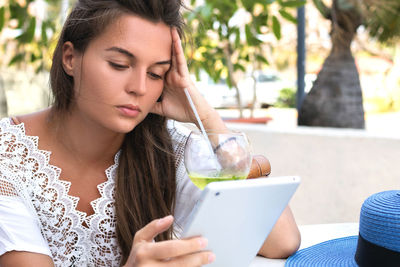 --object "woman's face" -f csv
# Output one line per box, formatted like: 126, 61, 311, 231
66, 14, 172, 133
